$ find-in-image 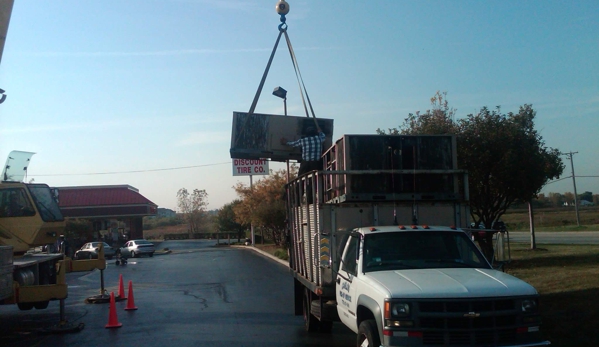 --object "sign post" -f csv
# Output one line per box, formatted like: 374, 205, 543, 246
232, 159, 269, 246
